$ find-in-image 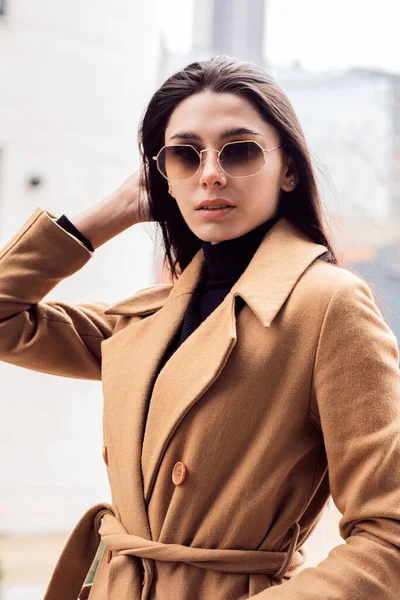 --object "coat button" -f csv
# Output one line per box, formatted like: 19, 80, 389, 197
102, 445, 108, 466
172, 461, 187, 485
